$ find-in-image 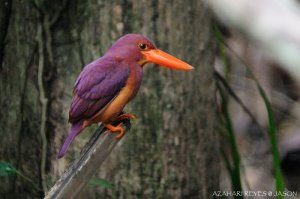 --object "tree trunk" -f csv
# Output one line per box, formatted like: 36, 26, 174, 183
0, 0, 219, 198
